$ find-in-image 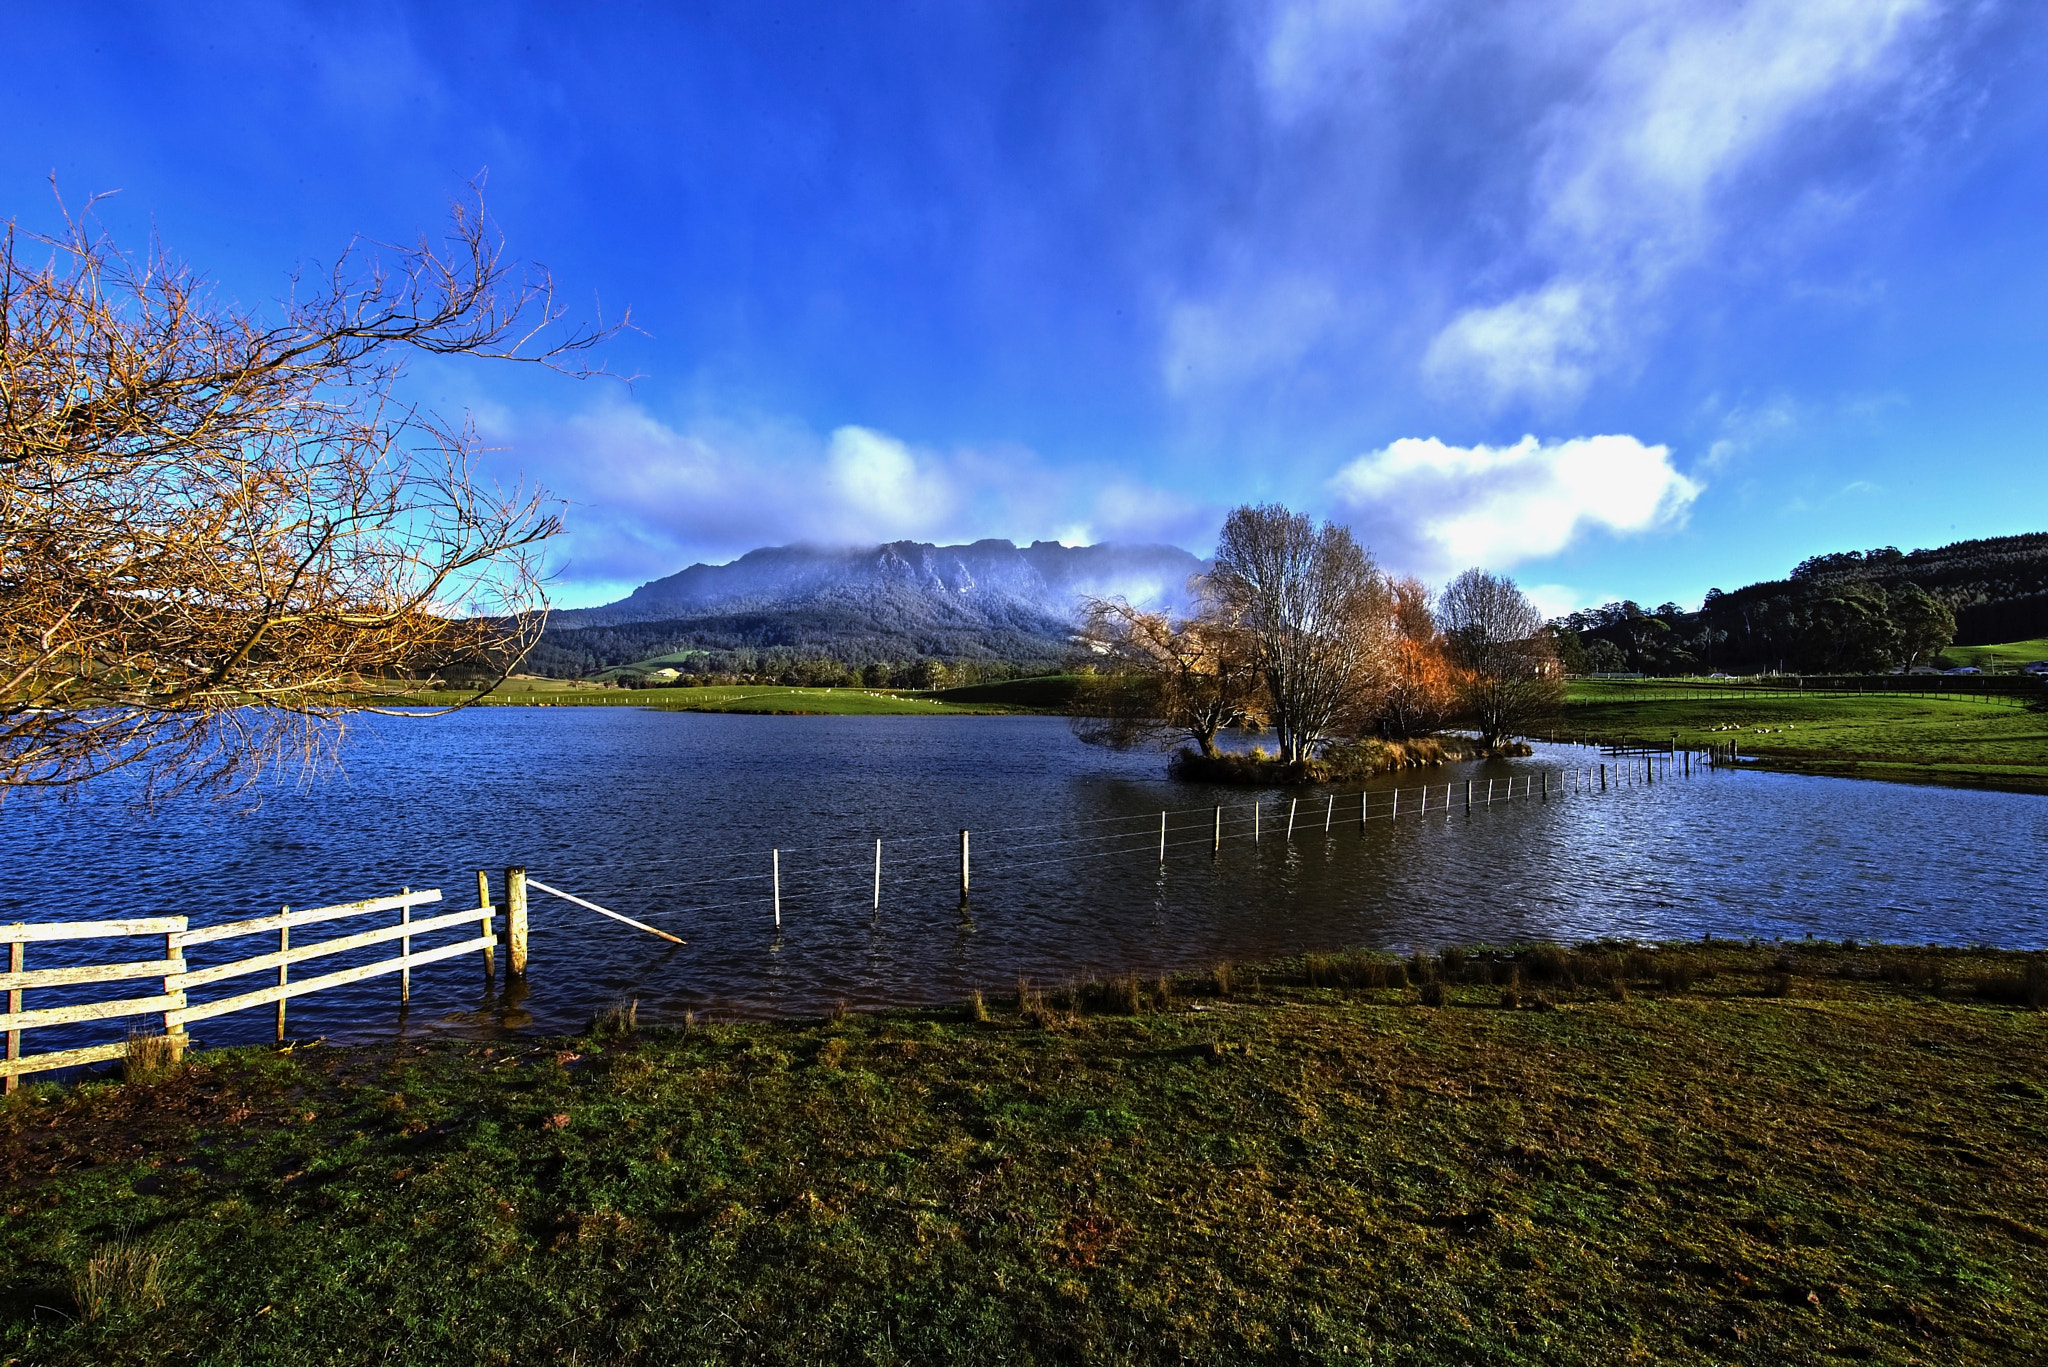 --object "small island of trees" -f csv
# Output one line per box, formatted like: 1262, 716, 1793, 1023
1070, 504, 1565, 783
